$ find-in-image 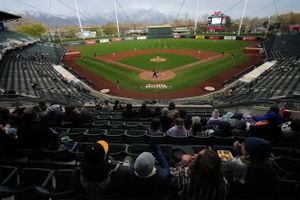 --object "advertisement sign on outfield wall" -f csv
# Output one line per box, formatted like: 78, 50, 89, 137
124, 37, 134, 41
196, 35, 205, 39
64, 42, 84, 46
85, 40, 97, 45
208, 36, 220, 40
224, 36, 236, 40
174, 35, 181, 39
242, 37, 257, 41
99, 39, 110, 43
112, 38, 122, 42
137, 36, 147, 40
